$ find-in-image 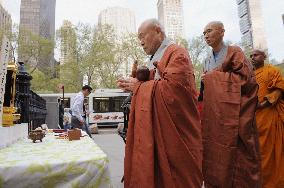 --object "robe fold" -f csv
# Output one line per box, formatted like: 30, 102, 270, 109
255, 65, 284, 188
124, 44, 203, 188
202, 46, 262, 188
